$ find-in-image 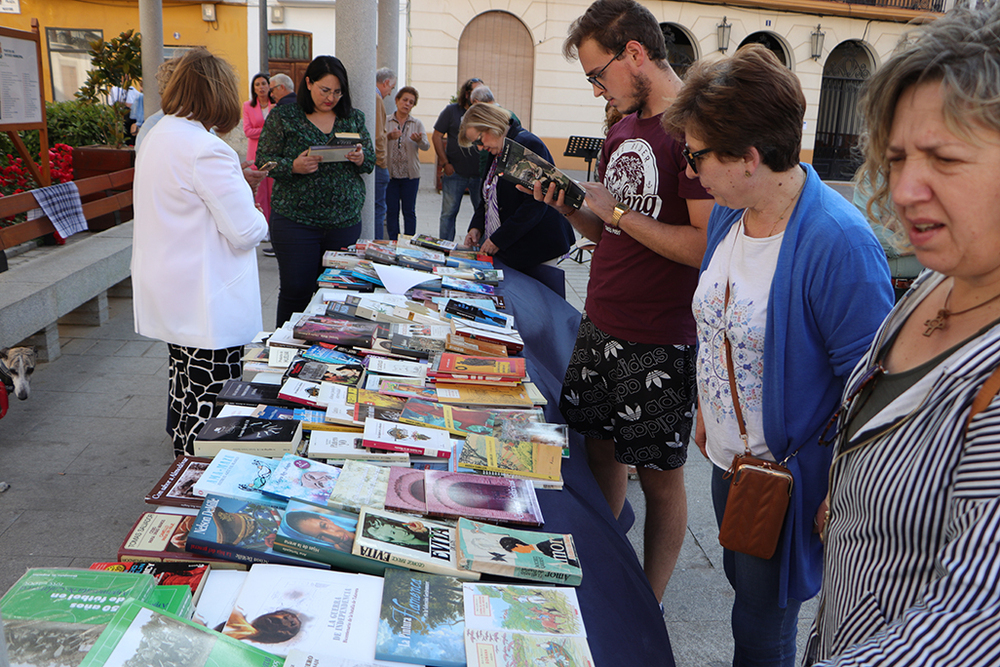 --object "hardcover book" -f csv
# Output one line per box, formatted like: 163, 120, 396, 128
145, 455, 212, 509
325, 460, 391, 513
423, 470, 544, 527
375, 570, 466, 667
496, 137, 586, 209
260, 454, 342, 505
456, 518, 582, 586
307, 430, 409, 465
193, 416, 303, 458
118, 512, 245, 567
185, 494, 327, 569
352, 507, 480, 580
459, 434, 562, 482
272, 498, 396, 576
88, 562, 212, 605
78, 598, 285, 667
192, 449, 283, 507
362, 417, 454, 458
399, 398, 494, 437
220, 564, 385, 659
384, 467, 427, 514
